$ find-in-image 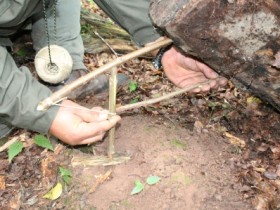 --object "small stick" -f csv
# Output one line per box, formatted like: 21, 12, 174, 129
0, 137, 18, 152
37, 38, 173, 111
116, 79, 218, 113
71, 155, 130, 166
94, 31, 120, 56
108, 67, 118, 159
89, 170, 112, 193
0, 134, 26, 152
